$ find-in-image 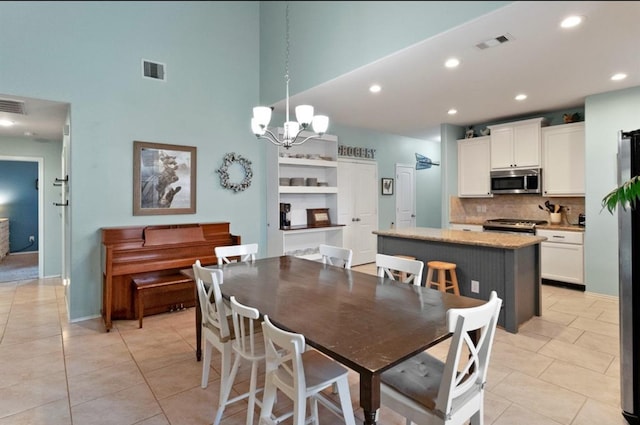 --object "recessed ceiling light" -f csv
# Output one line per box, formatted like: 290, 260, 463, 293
515, 94, 527, 101
448, 109, 458, 115
611, 73, 627, 81
24, 131, 34, 136
369, 84, 381, 93
561, 15, 583, 29
0, 119, 14, 127
444, 58, 460, 68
